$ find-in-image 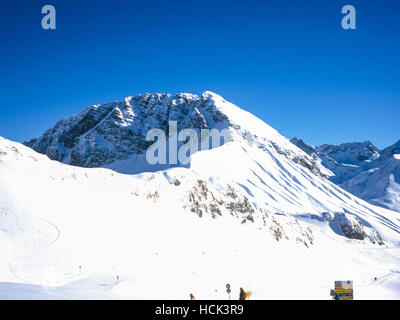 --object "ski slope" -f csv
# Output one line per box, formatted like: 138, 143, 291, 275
1, 135, 400, 299
1, 92, 400, 299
